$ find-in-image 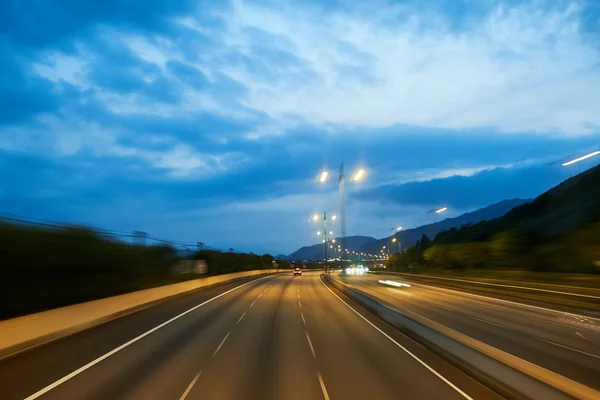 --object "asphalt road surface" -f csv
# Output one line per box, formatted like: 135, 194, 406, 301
0, 272, 502, 400
344, 272, 600, 390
